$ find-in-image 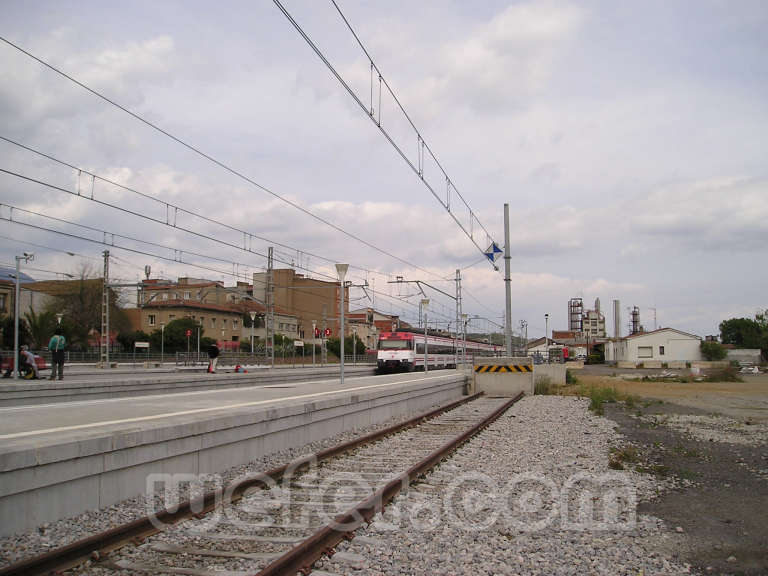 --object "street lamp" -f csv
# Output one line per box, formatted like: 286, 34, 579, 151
544, 313, 549, 364
352, 325, 357, 366
160, 322, 165, 365
55, 313, 63, 325
421, 298, 430, 373
249, 311, 256, 356
335, 264, 348, 385
13, 252, 33, 380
